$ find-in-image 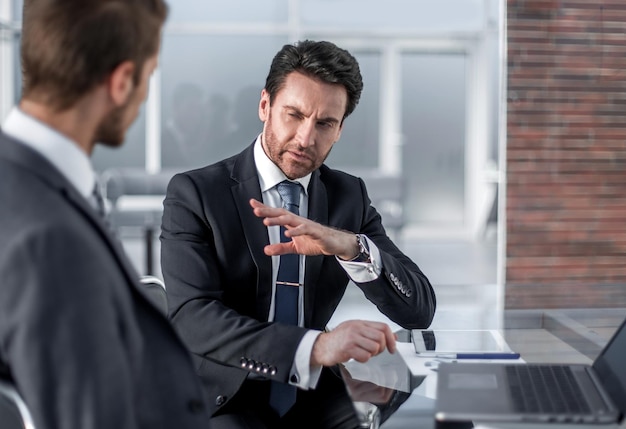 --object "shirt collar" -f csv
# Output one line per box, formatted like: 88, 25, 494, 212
2, 107, 96, 198
253, 135, 311, 194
